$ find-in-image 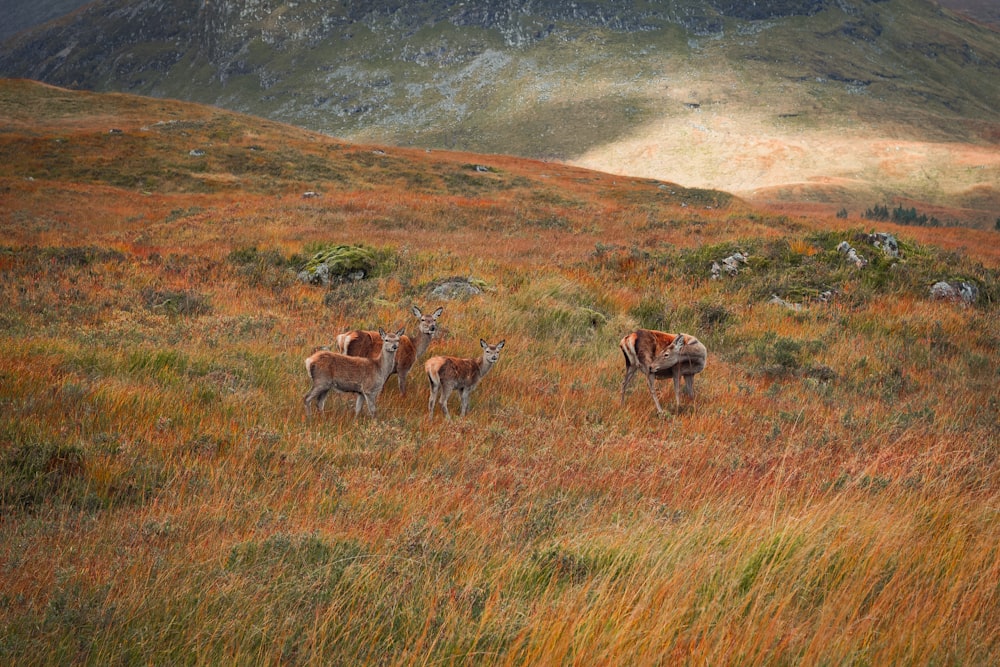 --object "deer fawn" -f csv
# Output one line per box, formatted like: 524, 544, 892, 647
620, 329, 707, 413
336, 305, 443, 395
425, 339, 505, 419
304, 328, 404, 418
